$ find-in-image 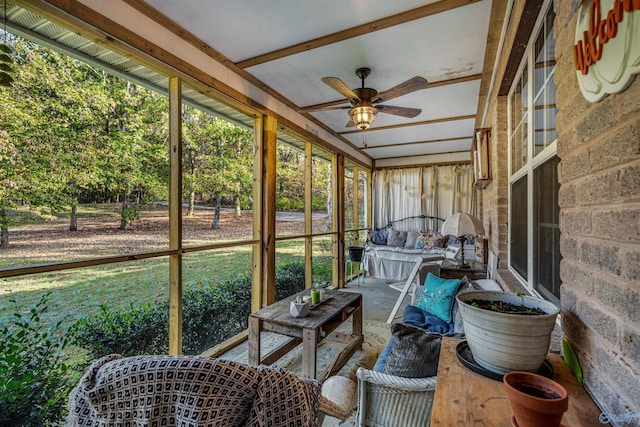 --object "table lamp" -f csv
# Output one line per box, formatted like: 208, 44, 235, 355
441, 212, 485, 268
